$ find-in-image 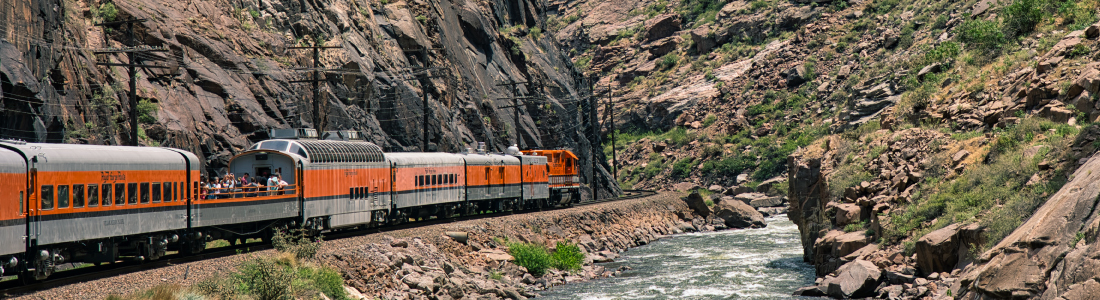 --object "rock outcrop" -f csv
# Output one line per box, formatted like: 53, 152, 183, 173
0, 0, 620, 196
957, 152, 1100, 299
